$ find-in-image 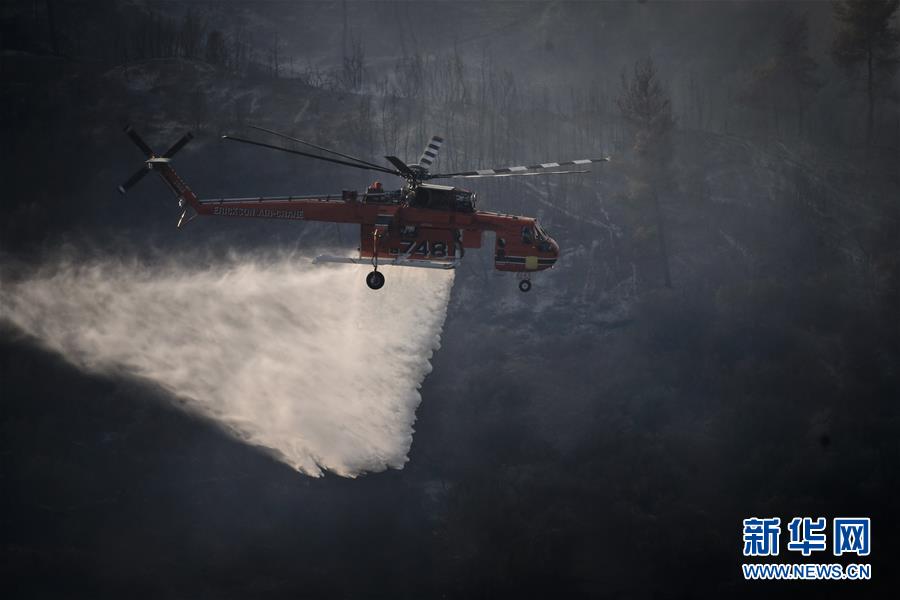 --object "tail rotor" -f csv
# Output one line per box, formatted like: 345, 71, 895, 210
118, 126, 194, 195
118, 125, 199, 228
163, 132, 194, 158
